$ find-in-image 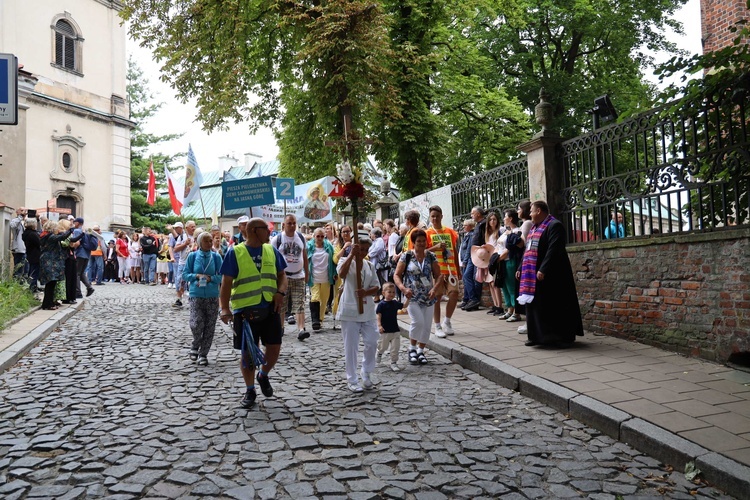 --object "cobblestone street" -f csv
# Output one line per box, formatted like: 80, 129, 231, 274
0, 284, 733, 499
